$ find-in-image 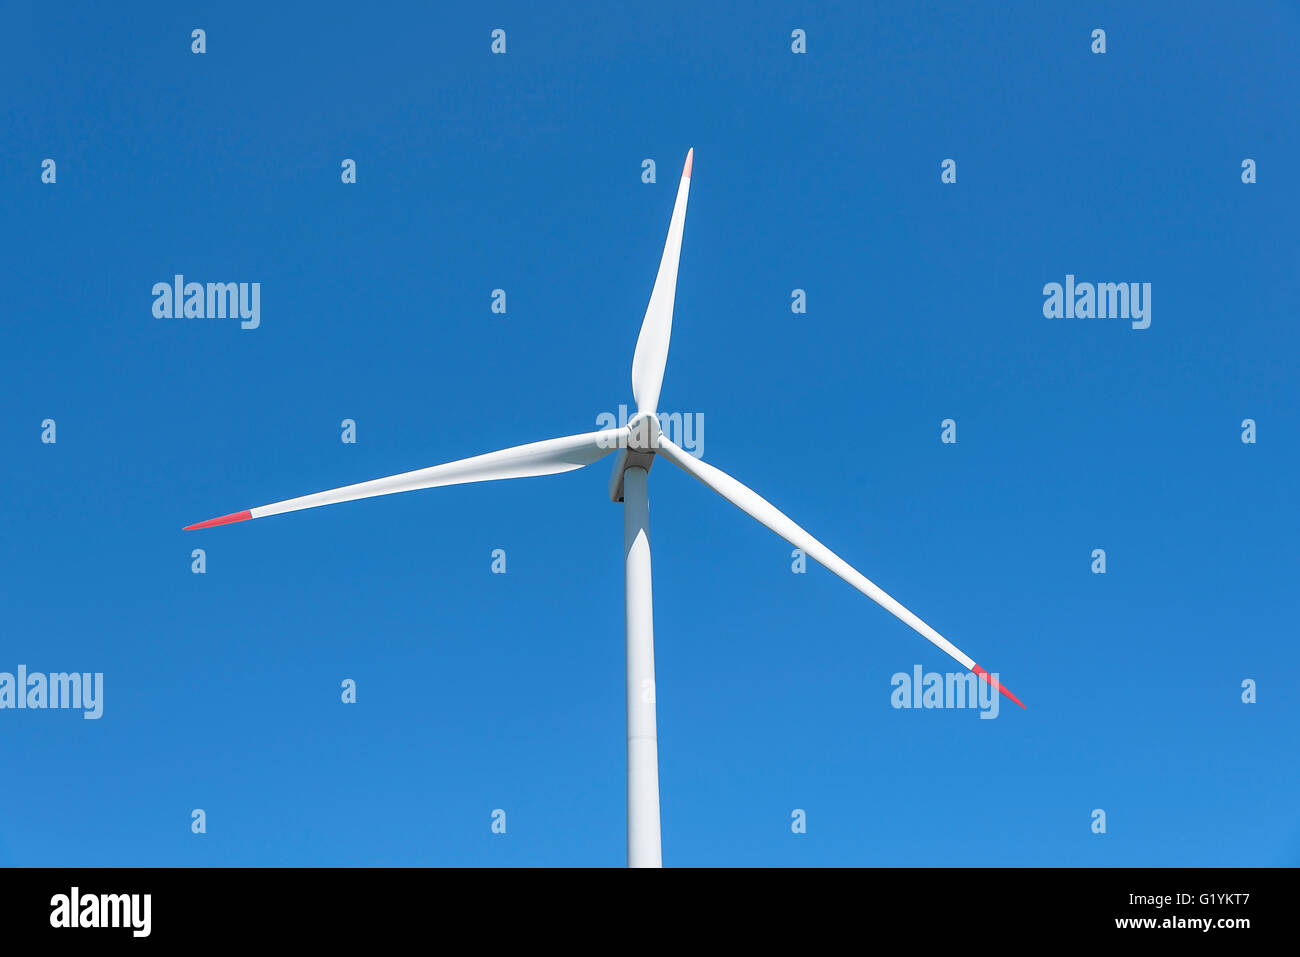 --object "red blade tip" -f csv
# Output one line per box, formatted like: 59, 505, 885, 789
682, 148, 693, 179
973, 664, 1026, 709
183, 510, 252, 531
